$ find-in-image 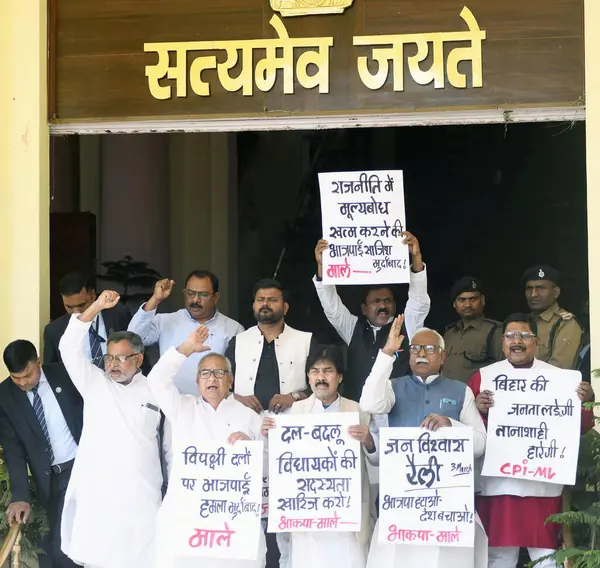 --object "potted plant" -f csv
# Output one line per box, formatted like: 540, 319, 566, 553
96, 255, 162, 311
